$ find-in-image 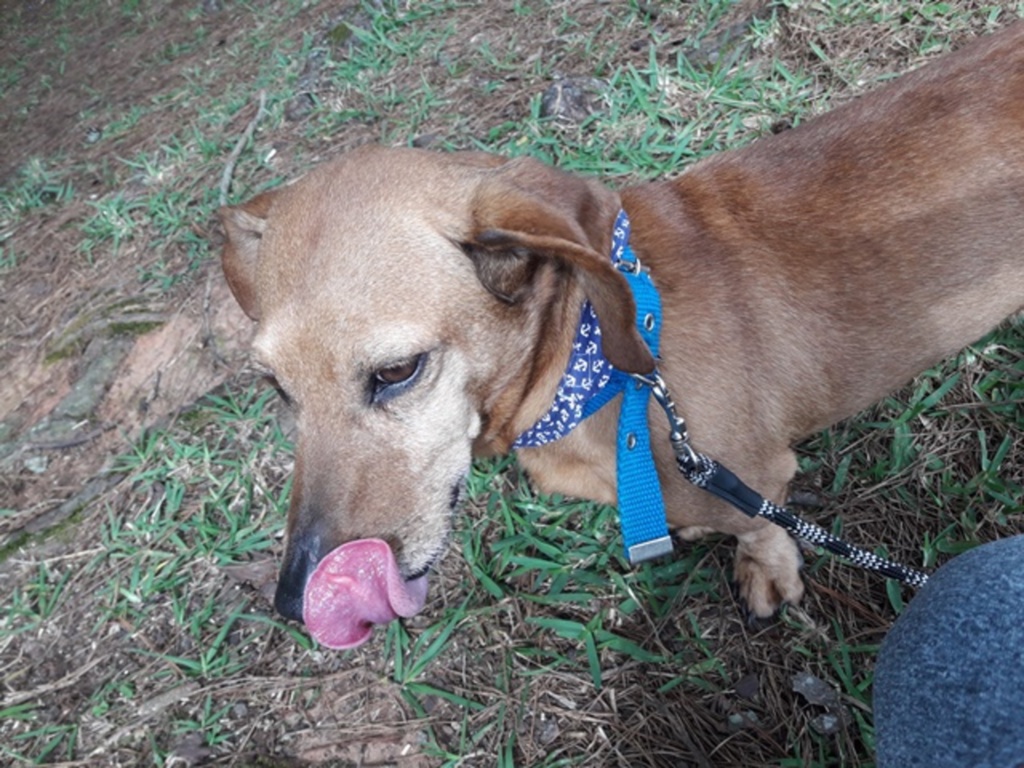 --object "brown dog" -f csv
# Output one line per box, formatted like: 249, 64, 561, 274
219, 23, 1024, 647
